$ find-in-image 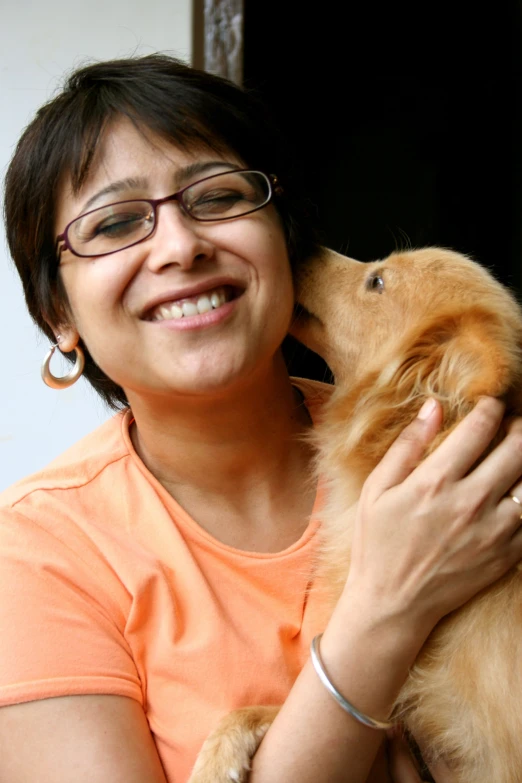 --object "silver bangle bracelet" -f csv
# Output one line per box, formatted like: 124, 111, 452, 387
310, 633, 395, 731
